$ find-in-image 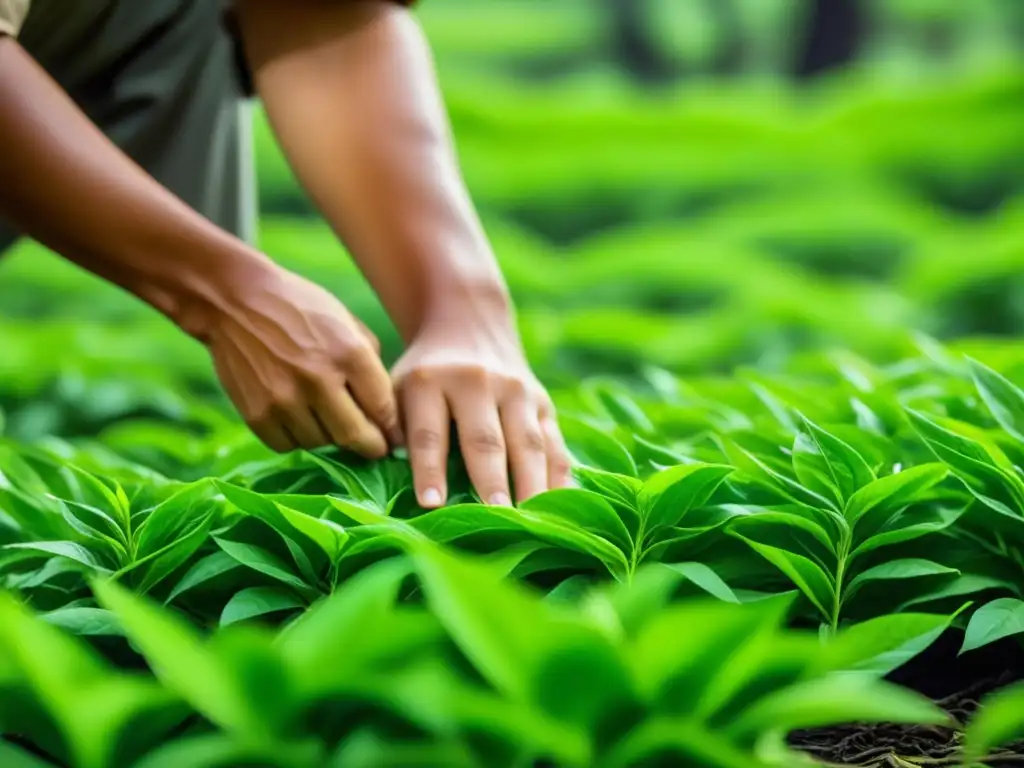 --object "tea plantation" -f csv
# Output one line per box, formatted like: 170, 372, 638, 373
4, 2, 1024, 766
